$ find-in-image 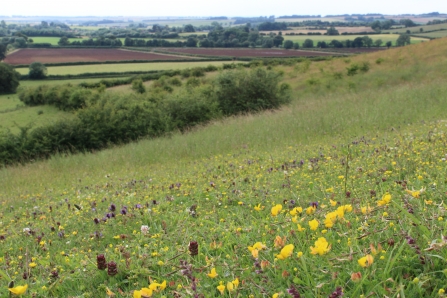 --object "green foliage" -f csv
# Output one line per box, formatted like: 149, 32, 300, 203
346, 63, 360, 76
303, 39, 314, 48
396, 34, 411, 46
131, 79, 146, 94
0, 63, 20, 93
283, 40, 294, 49
28, 62, 47, 79
214, 67, 291, 115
